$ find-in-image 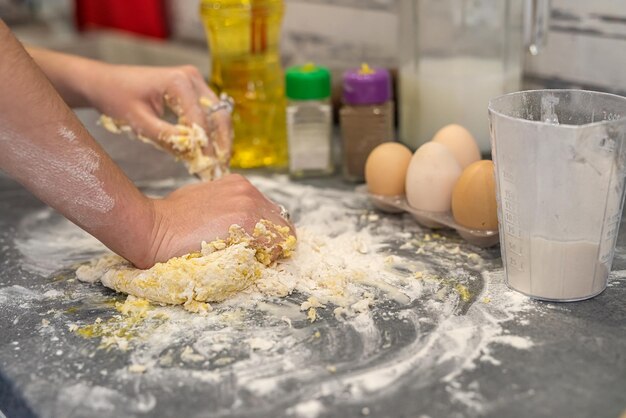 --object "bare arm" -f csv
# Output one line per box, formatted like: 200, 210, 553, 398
25, 45, 233, 162
0, 21, 293, 268
0, 21, 155, 267
22, 46, 94, 108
